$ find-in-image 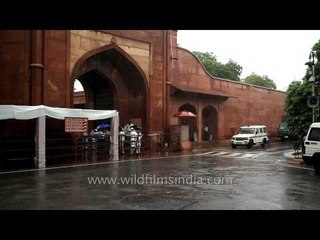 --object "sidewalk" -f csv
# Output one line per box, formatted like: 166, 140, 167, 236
283, 150, 304, 165
119, 140, 225, 161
